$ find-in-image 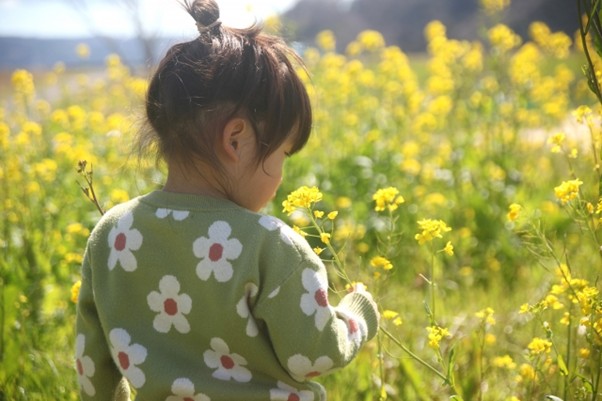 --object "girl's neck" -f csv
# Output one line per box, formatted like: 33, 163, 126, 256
162, 162, 228, 199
